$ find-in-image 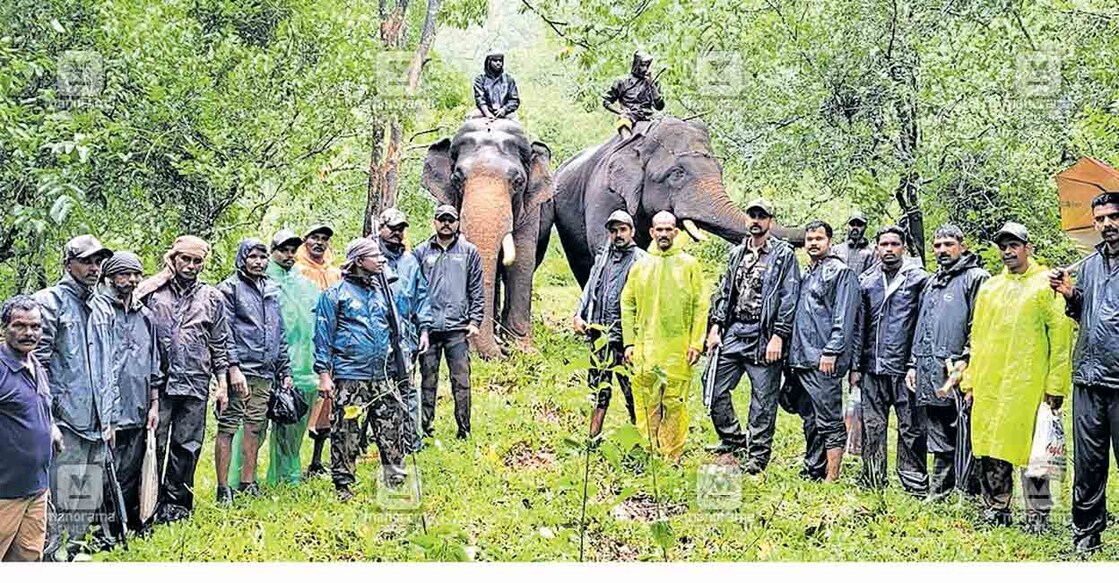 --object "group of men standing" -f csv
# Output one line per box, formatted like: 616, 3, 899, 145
0, 204, 485, 561
573, 193, 1119, 555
